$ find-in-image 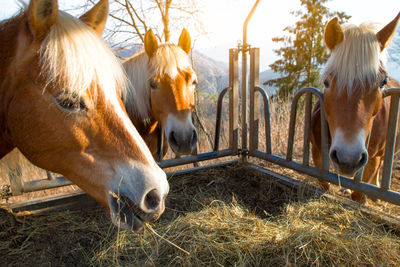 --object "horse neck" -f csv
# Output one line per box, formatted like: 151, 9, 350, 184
0, 16, 22, 158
